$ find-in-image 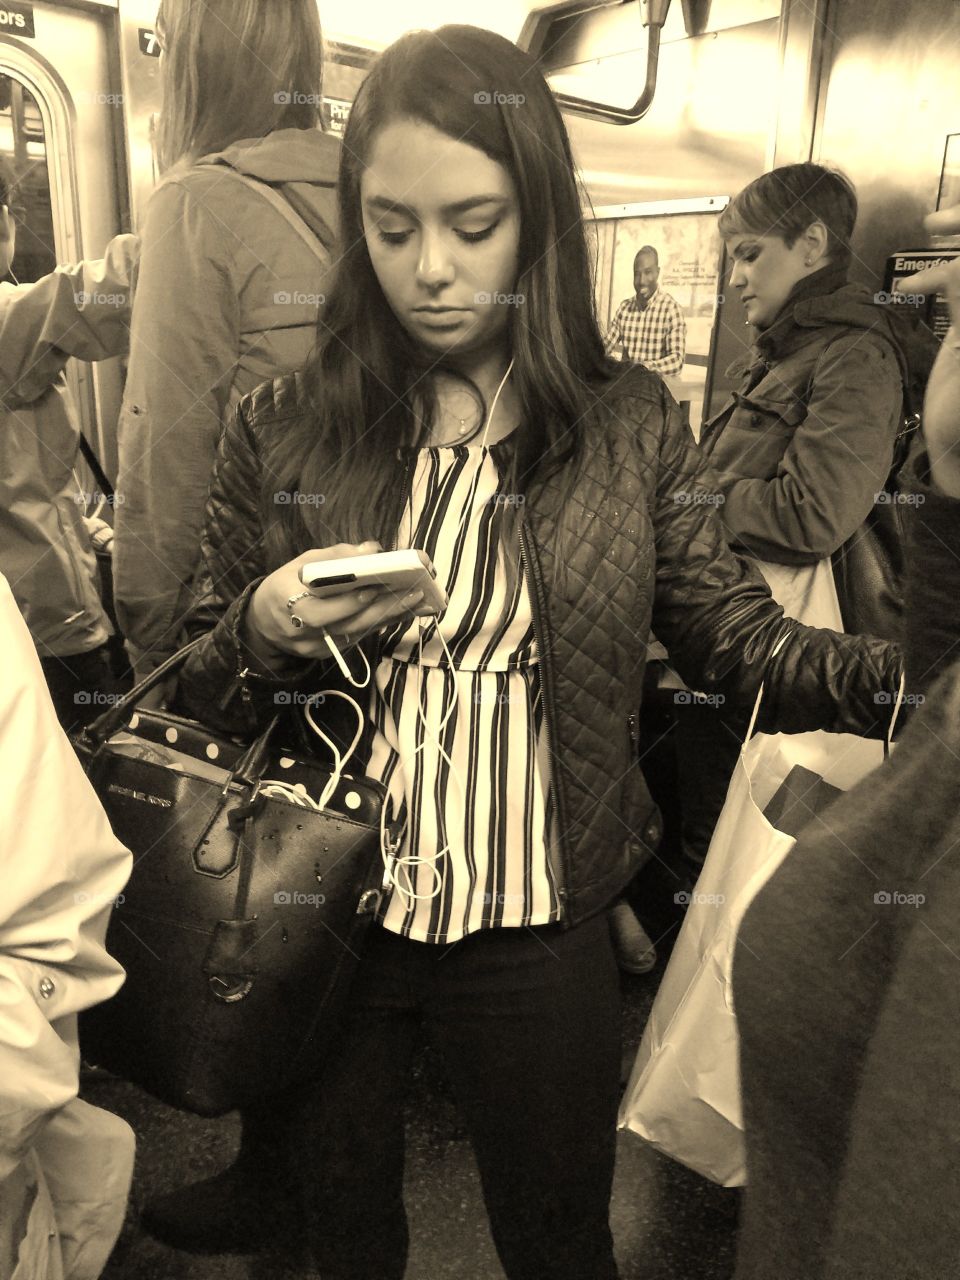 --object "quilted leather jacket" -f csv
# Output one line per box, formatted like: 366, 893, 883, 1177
177, 364, 902, 927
